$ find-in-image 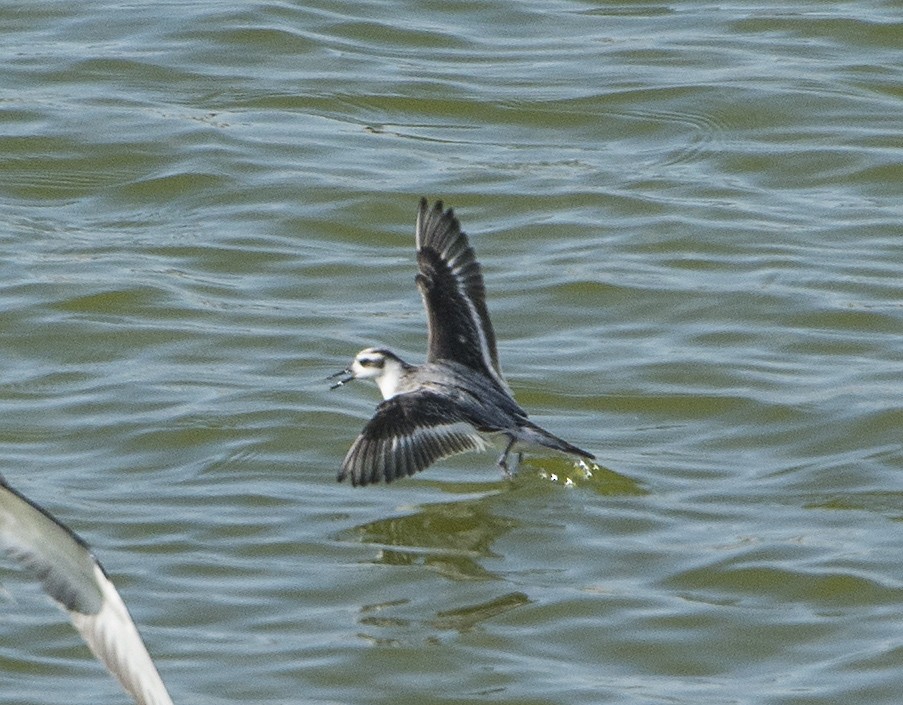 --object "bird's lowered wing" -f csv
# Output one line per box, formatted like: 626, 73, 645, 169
338, 390, 488, 486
